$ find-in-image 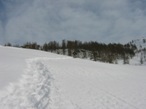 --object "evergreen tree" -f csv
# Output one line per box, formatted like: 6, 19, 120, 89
62, 40, 66, 55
